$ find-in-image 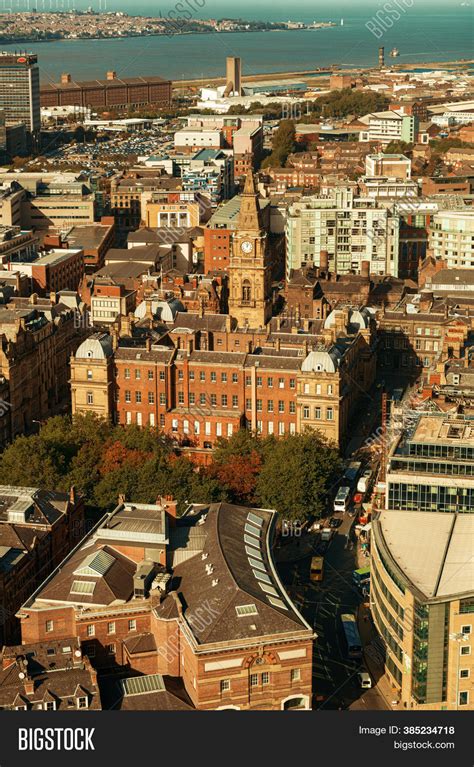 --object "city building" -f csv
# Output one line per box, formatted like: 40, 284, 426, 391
0, 485, 85, 644
365, 153, 412, 179
359, 110, 417, 145
64, 217, 116, 272
0, 53, 40, 137
429, 211, 474, 269
285, 187, 400, 277
0, 637, 101, 711
228, 172, 272, 329
372, 507, 473, 709
204, 193, 270, 273
385, 413, 474, 513
18, 499, 315, 710
4, 248, 84, 295
40, 71, 172, 112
